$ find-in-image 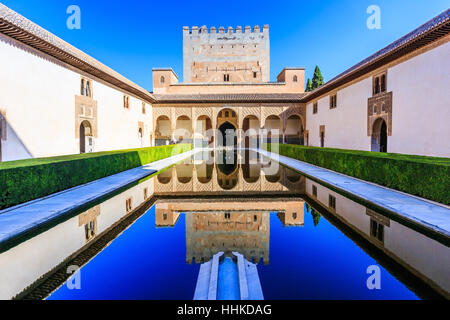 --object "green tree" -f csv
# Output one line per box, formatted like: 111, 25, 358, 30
305, 78, 313, 92
311, 209, 321, 227
311, 66, 324, 89
305, 203, 311, 212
